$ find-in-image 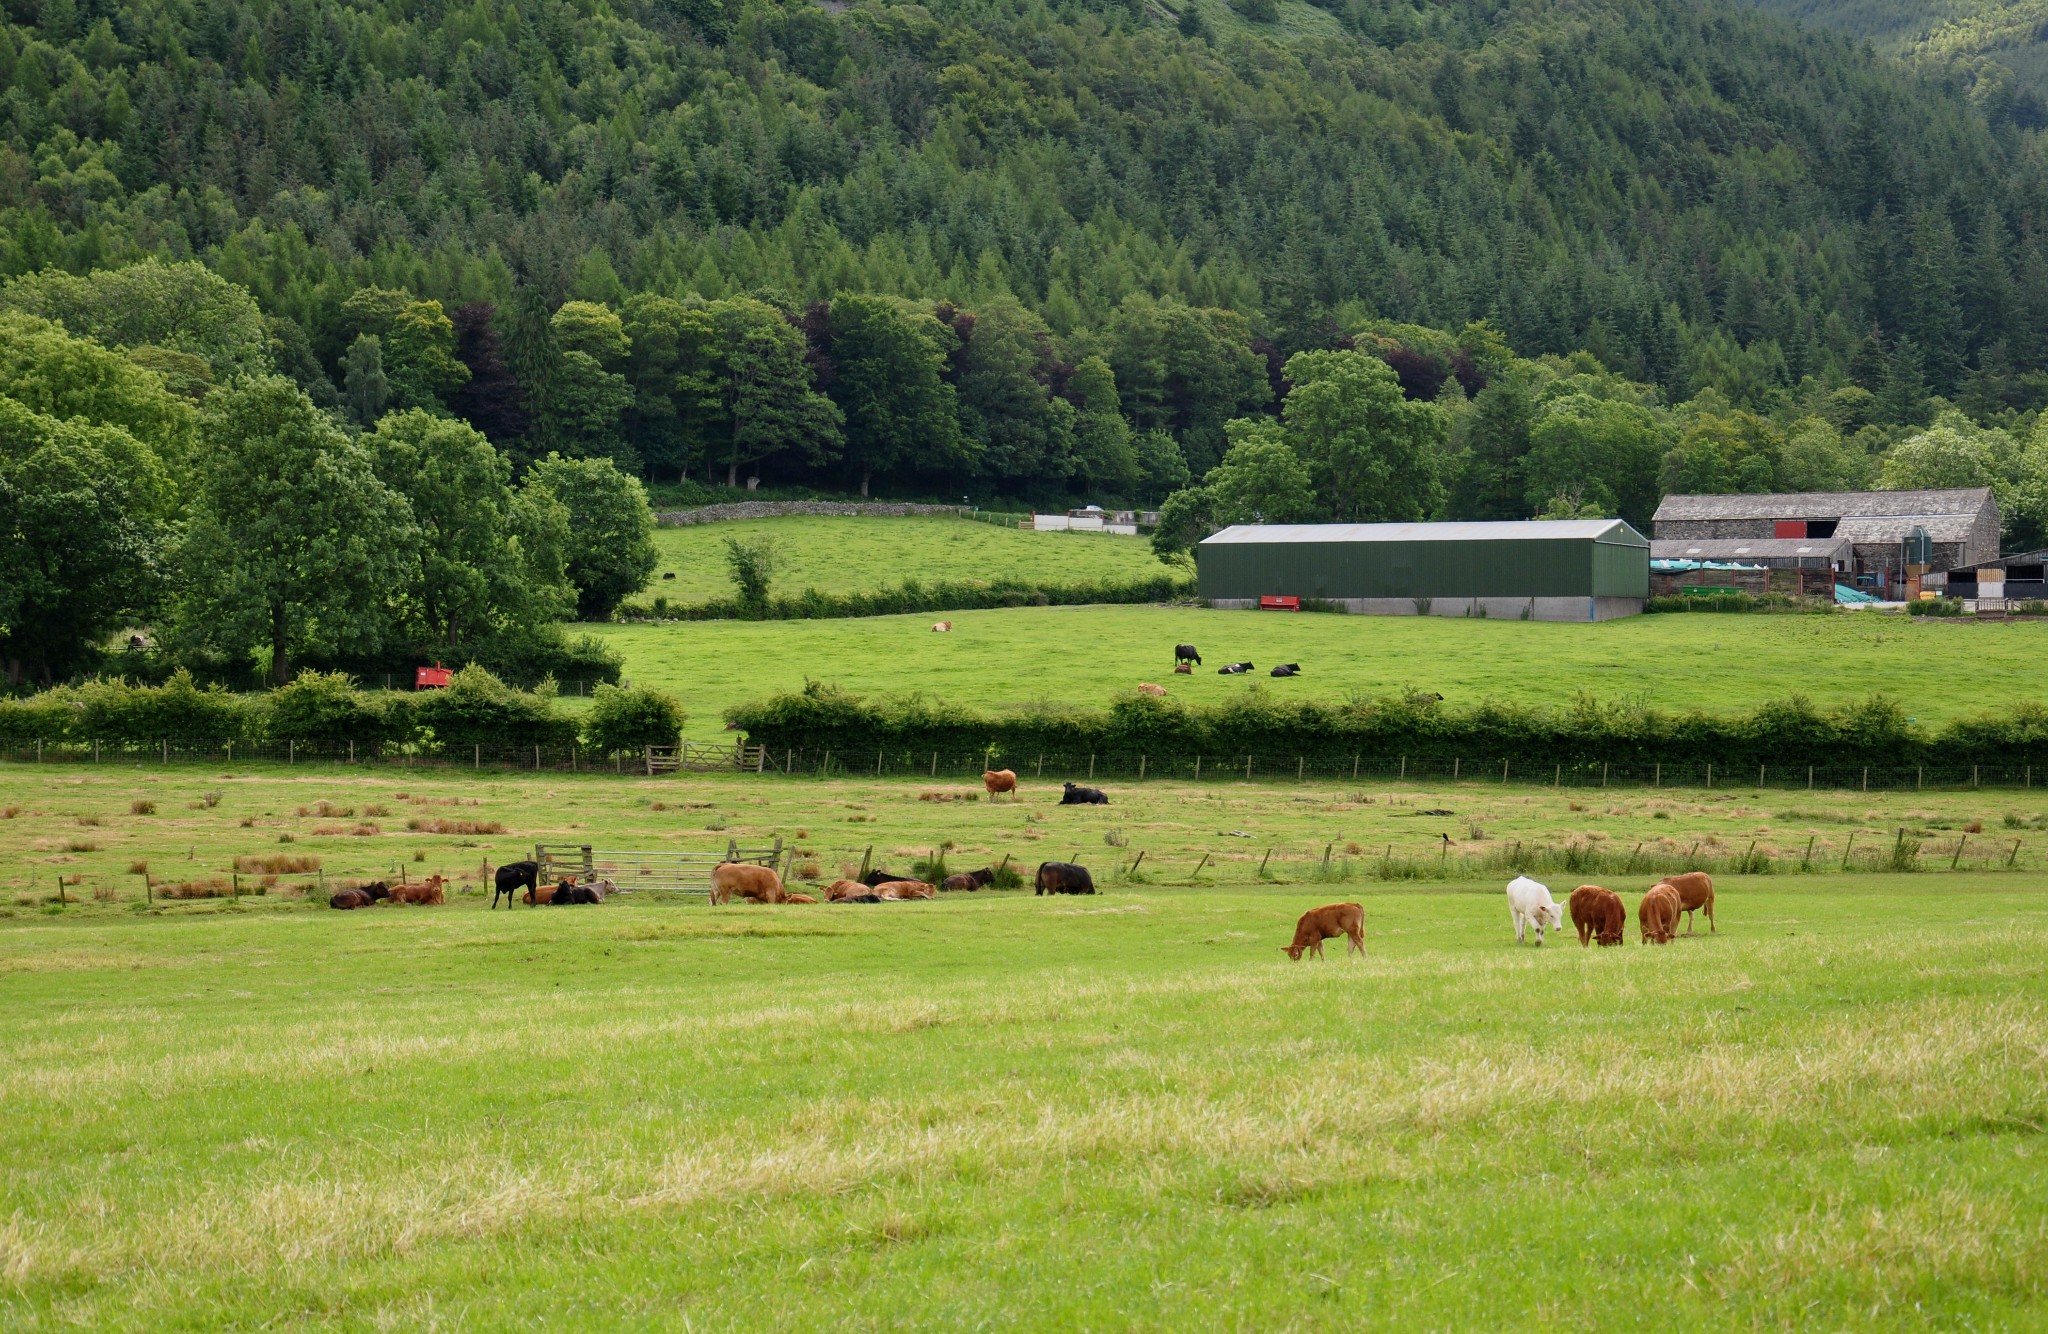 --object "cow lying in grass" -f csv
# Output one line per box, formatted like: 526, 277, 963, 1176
872, 879, 936, 900
547, 881, 606, 905
1658, 870, 1716, 934
711, 862, 785, 904
825, 880, 882, 903
1282, 902, 1364, 960
1060, 782, 1109, 805
941, 868, 995, 892
329, 883, 390, 910
1638, 883, 1680, 944
1506, 875, 1565, 945
1034, 862, 1095, 895
1568, 885, 1626, 947
389, 875, 445, 906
